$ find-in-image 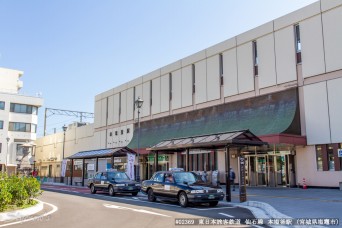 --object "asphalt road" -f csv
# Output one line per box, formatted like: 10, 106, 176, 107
0, 186, 269, 228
